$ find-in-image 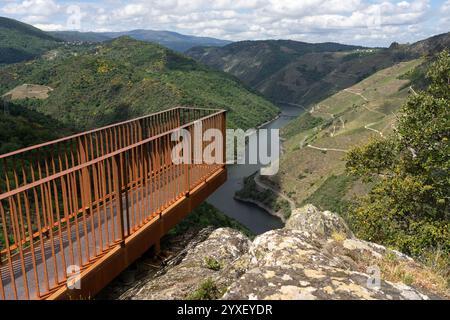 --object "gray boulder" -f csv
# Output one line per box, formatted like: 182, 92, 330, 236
119, 205, 445, 300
